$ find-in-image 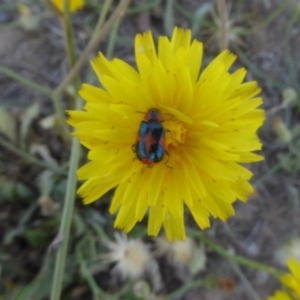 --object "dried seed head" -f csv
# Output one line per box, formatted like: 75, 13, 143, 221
154, 236, 206, 281
38, 195, 60, 217
155, 236, 195, 263
101, 233, 163, 291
